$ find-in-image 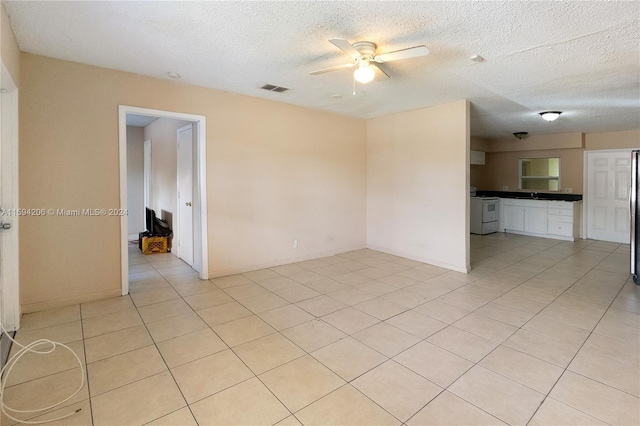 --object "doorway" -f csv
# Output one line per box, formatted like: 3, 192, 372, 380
584, 149, 632, 243
118, 106, 208, 296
